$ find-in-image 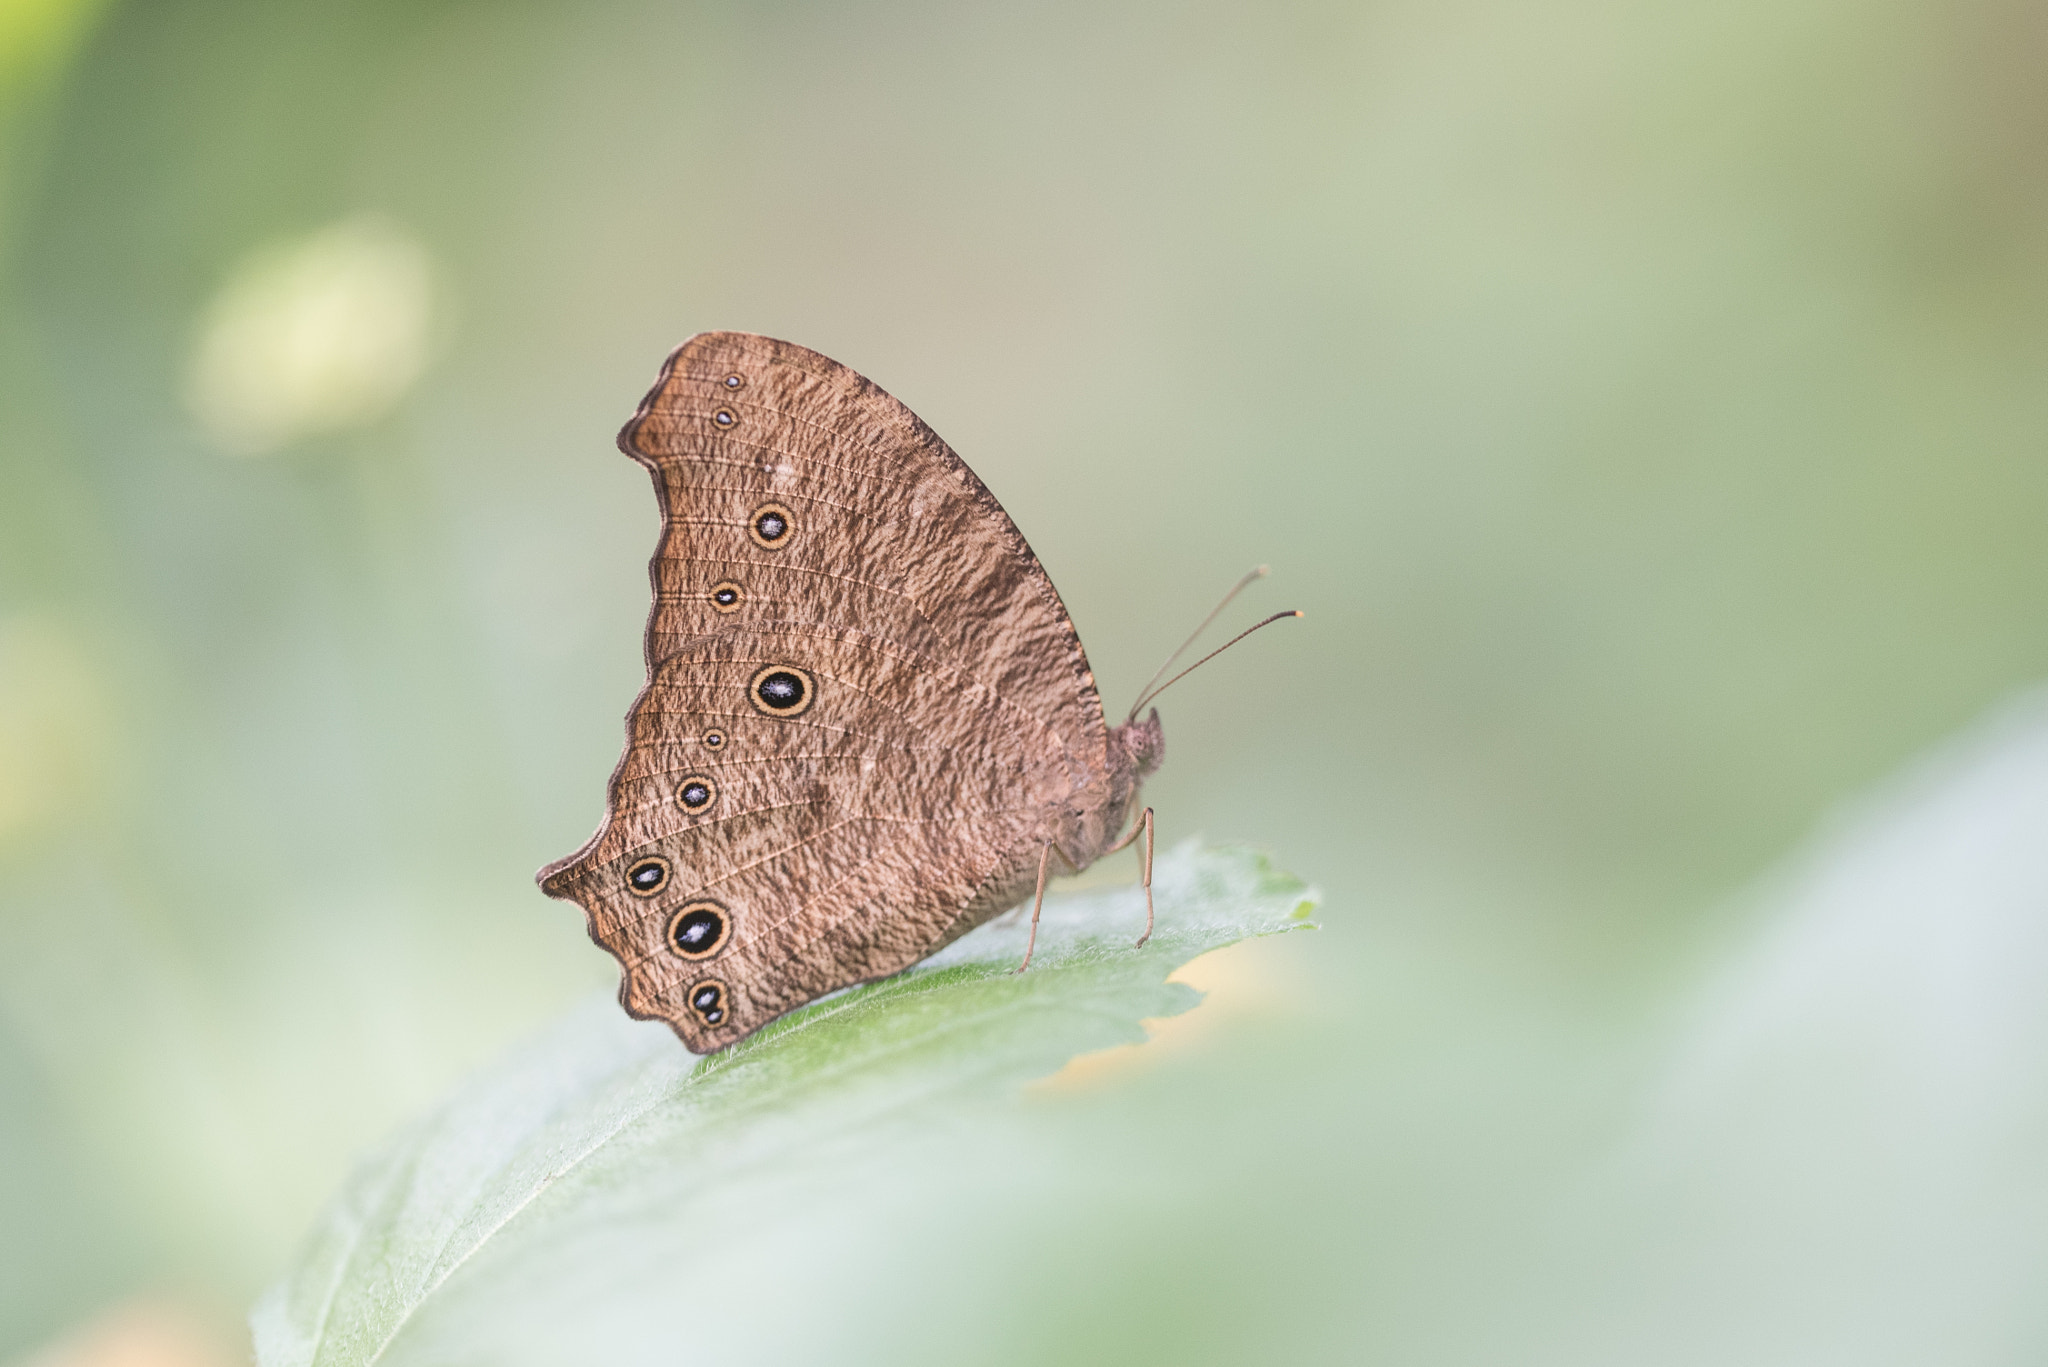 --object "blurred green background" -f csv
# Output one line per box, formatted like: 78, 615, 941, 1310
5, 0, 2048, 1362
